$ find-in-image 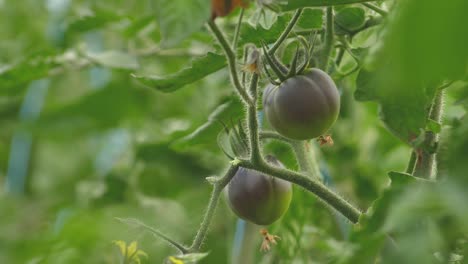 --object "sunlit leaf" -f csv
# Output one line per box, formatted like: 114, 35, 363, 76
133, 52, 226, 92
